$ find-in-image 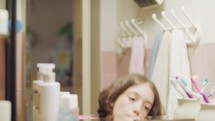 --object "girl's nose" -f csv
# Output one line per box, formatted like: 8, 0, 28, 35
133, 102, 141, 116
134, 110, 140, 116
